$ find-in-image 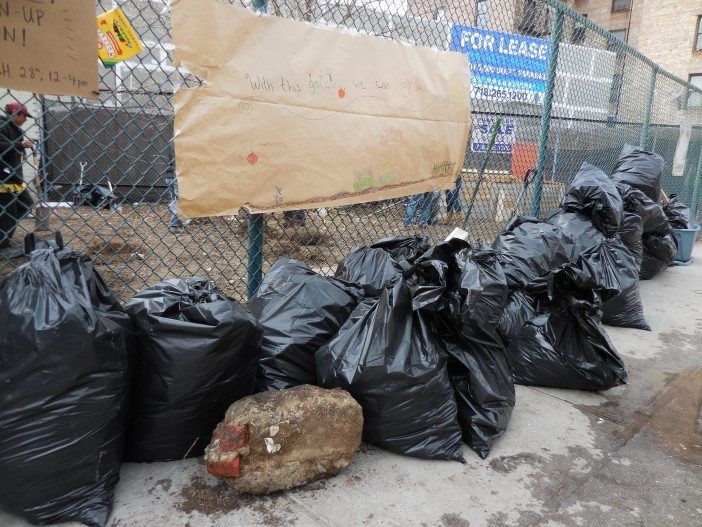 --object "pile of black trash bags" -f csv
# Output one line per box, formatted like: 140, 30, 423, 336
0, 235, 262, 526
0, 143, 694, 527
